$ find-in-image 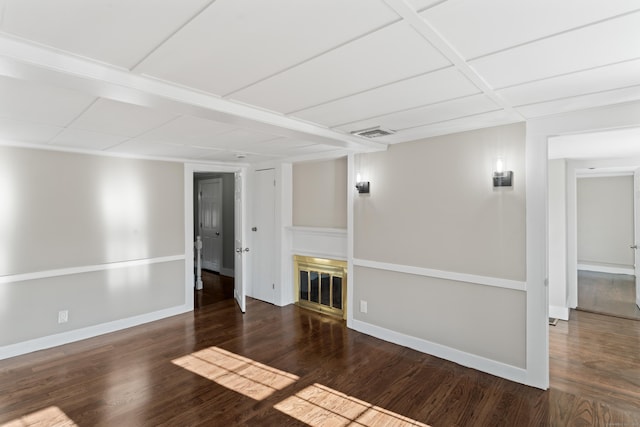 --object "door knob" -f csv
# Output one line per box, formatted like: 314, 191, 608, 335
243, 248, 250, 252
236, 248, 242, 253
631, 245, 638, 249
215, 232, 220, 236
